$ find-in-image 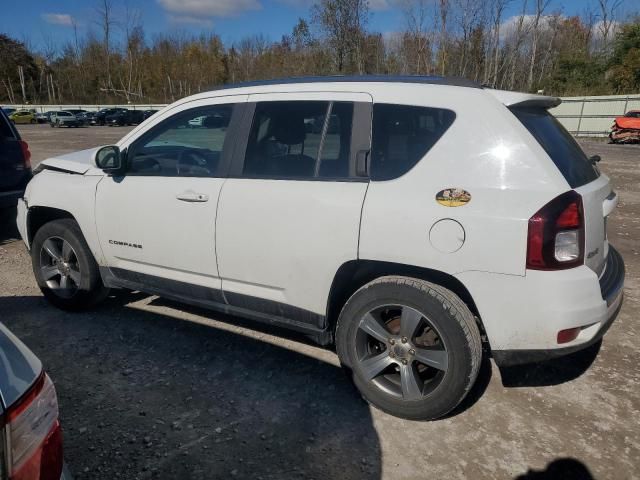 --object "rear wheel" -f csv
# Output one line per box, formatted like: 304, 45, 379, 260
32, 219, 109, 311
336, 276, 482, 420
